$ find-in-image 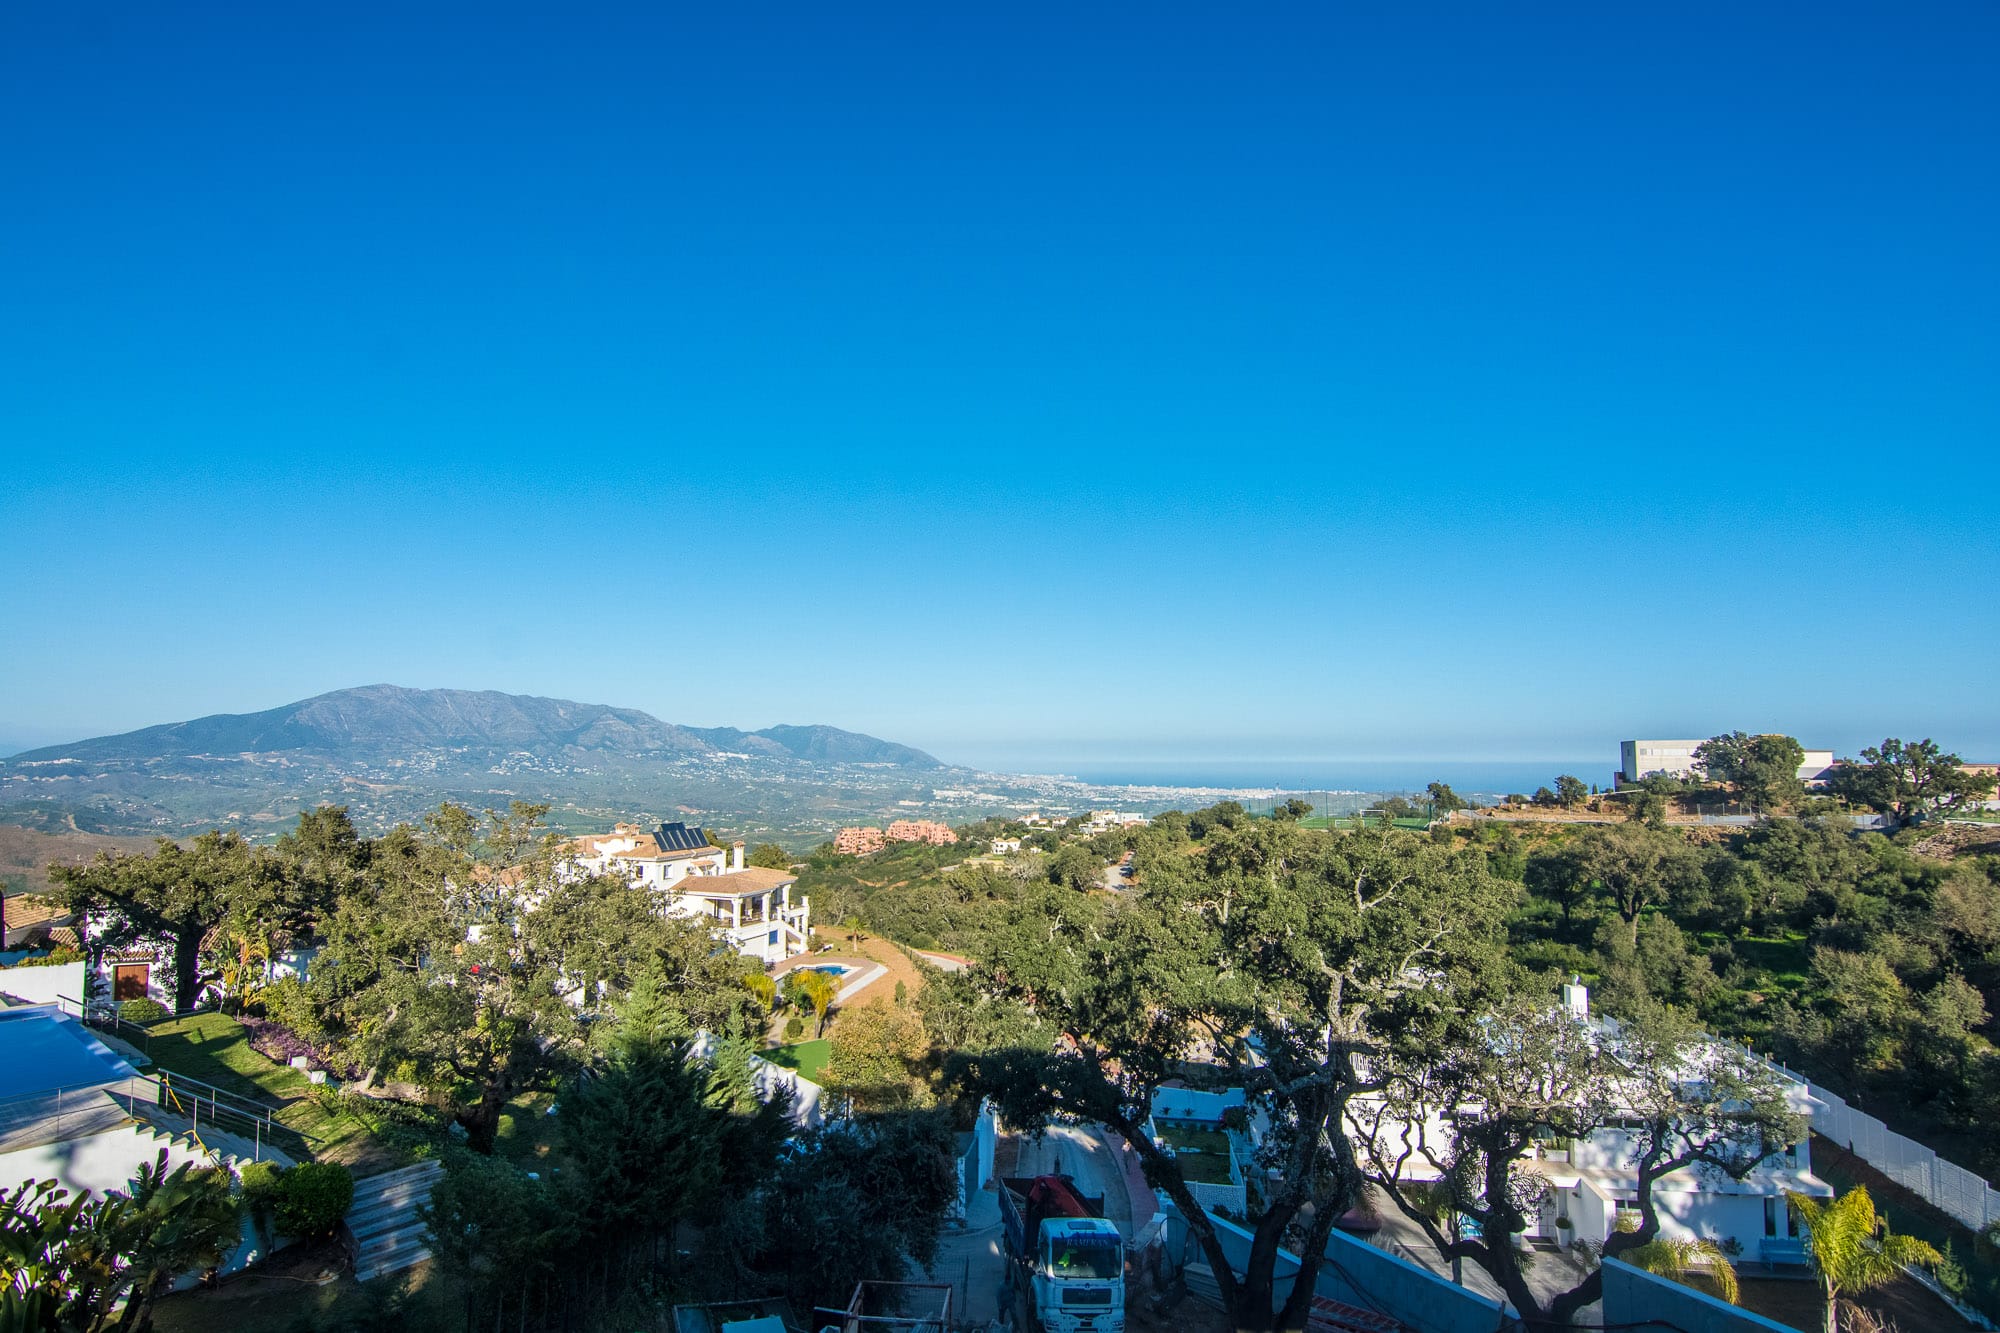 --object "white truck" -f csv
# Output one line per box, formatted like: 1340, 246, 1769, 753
999, 1174, 1126, 1333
